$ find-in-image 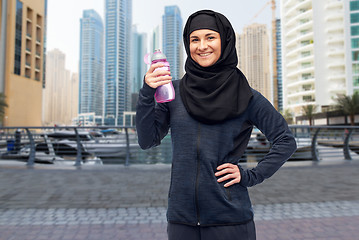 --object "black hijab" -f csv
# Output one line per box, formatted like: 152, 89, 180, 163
180, 10, 253, 124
